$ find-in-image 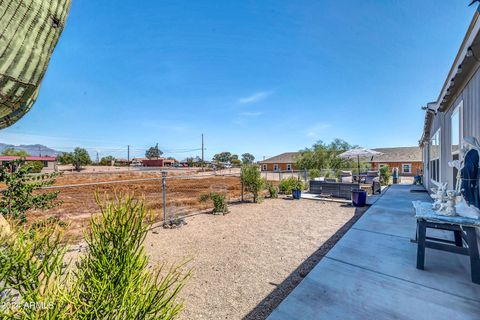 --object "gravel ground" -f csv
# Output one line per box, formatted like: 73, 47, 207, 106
144, 198, 367, 320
